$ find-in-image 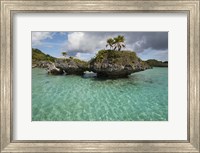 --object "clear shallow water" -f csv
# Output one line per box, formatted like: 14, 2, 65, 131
32, 67, 168, 121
